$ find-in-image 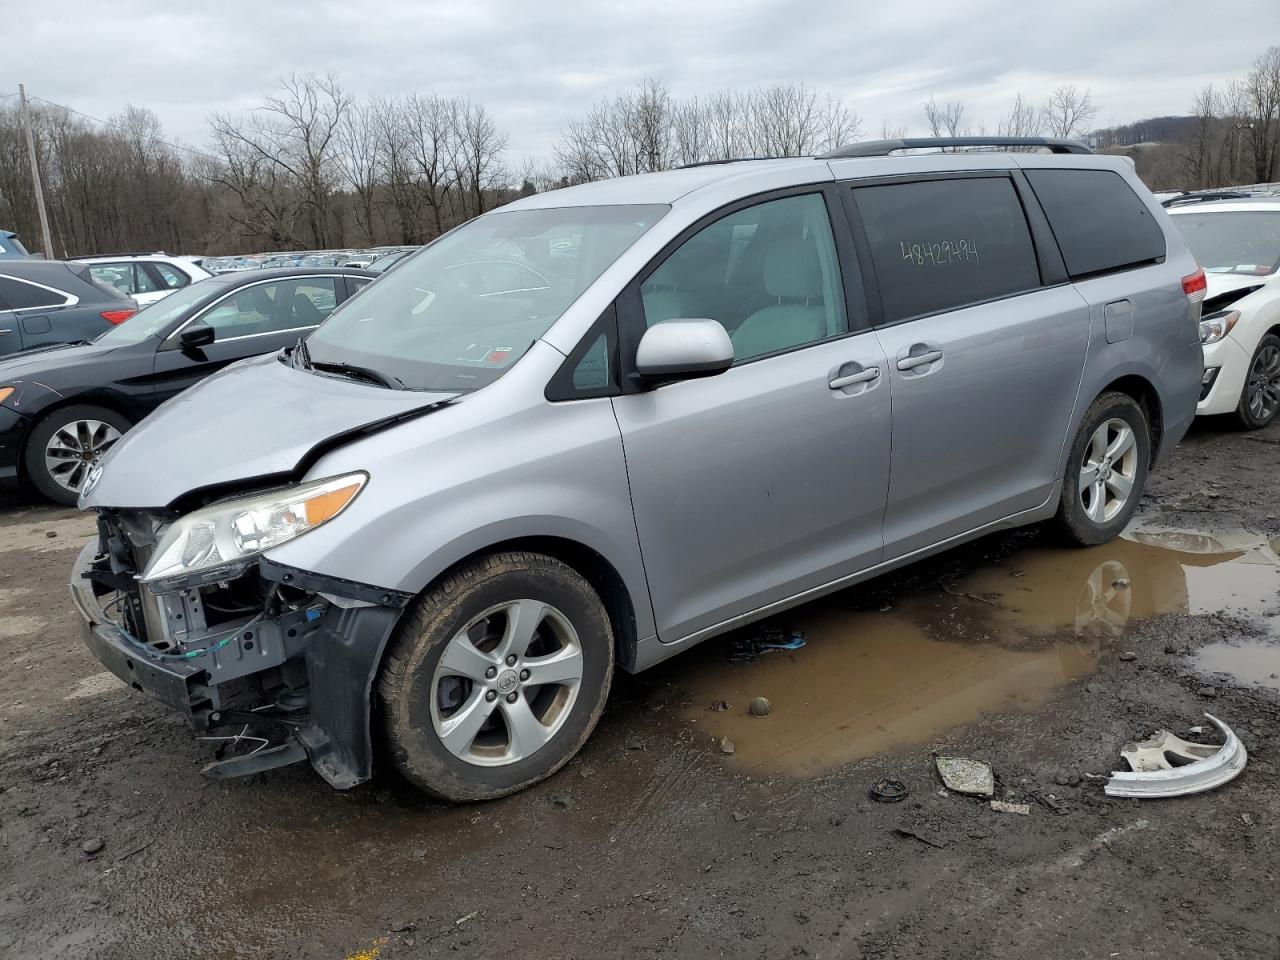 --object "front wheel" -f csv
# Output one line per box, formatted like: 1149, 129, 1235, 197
1236, 333, 1280, 430
1053, 392, 1150, 546
378, 552, 614, 802
24, 404, 131, 505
